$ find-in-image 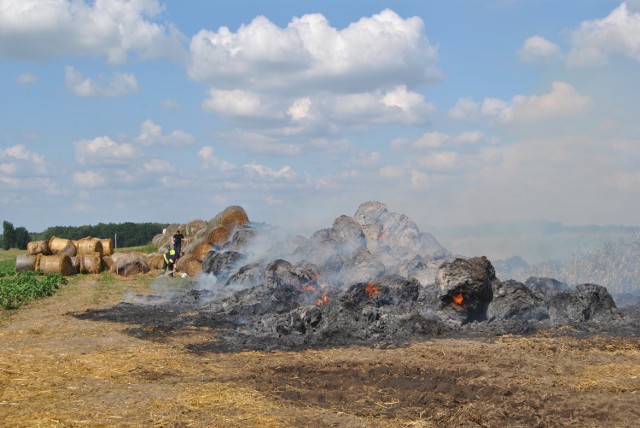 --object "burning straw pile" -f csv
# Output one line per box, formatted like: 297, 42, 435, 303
125, 201, 635, 351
